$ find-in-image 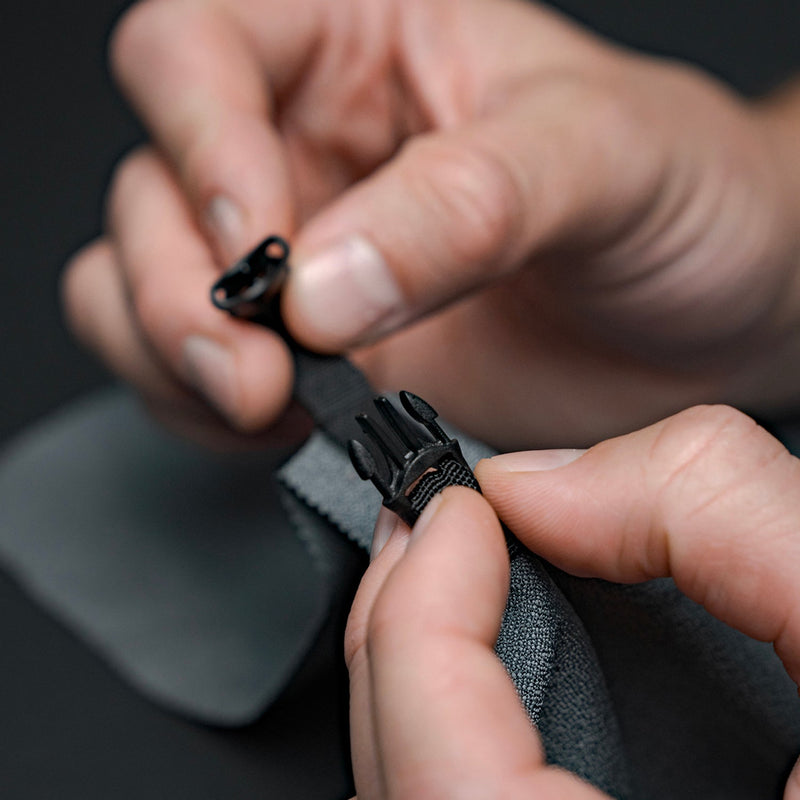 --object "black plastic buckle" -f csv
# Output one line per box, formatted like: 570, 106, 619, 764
210, 235, 290, 327
210, 235, 479, 522
347, 391, 480, 526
